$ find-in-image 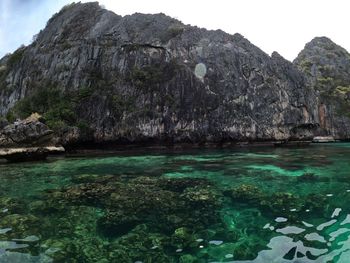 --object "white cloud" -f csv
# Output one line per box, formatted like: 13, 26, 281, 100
1, 0, 349, 61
